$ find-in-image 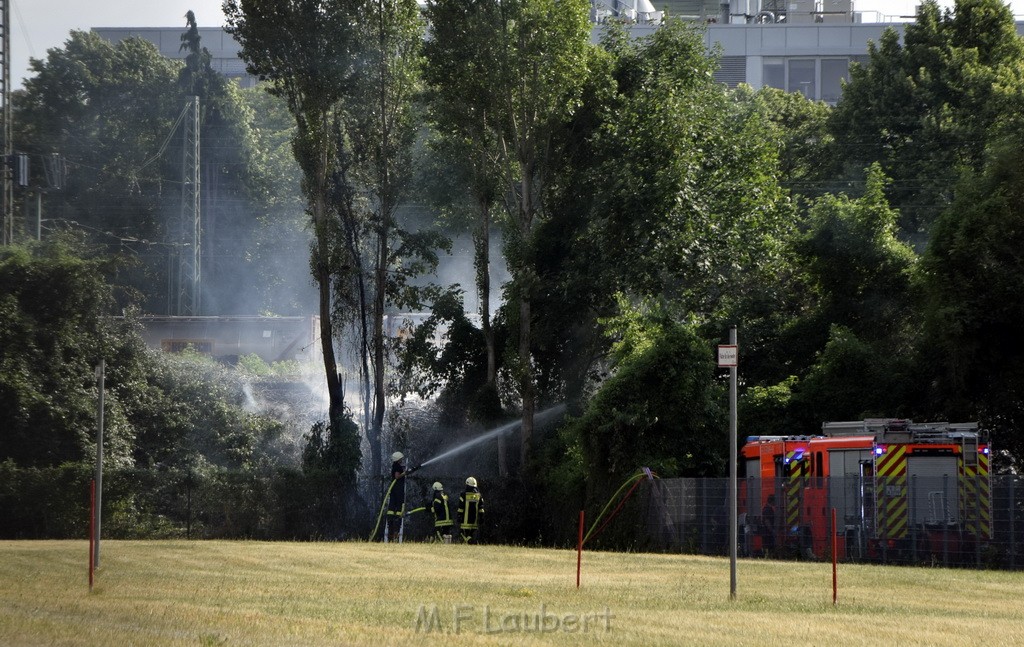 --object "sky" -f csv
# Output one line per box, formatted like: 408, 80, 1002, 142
10, 0, 1024, 89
